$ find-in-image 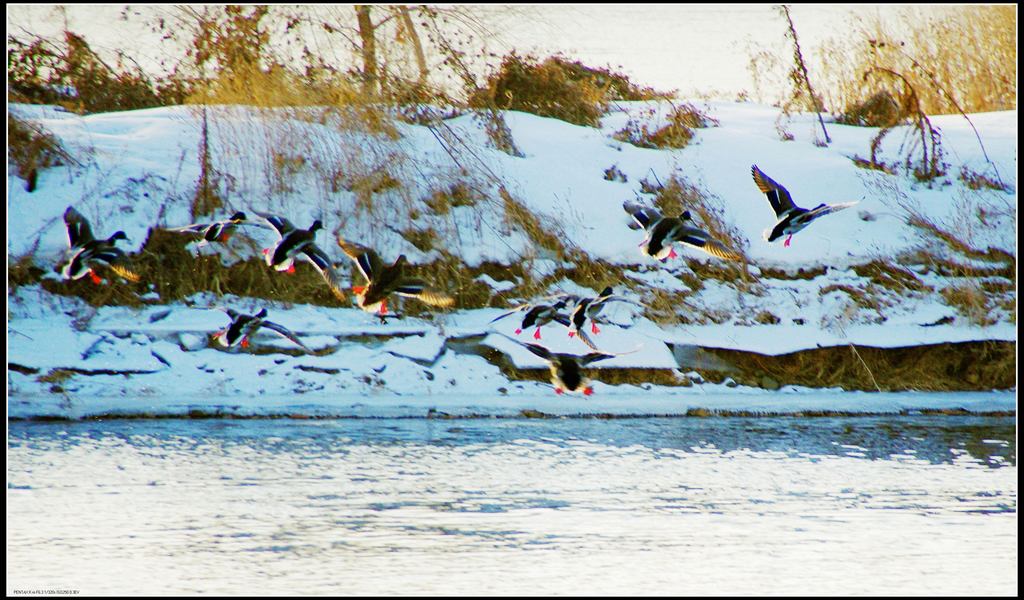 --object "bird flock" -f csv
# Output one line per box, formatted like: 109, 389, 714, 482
57, 165, 858, 396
